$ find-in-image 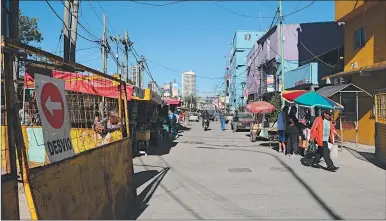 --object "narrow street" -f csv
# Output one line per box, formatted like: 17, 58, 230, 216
131, 121, 386, 220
